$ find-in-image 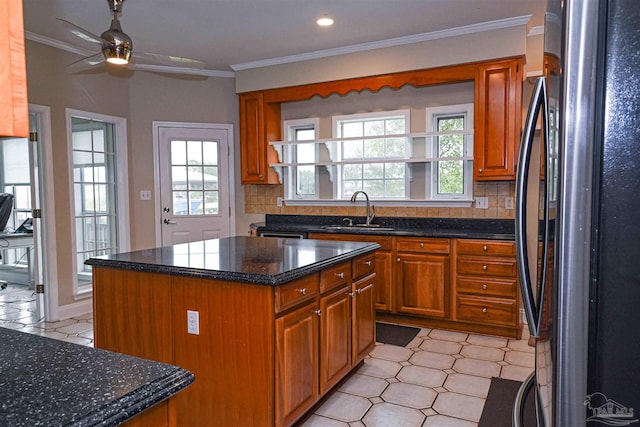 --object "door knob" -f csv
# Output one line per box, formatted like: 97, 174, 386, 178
163, 219, 177, 225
